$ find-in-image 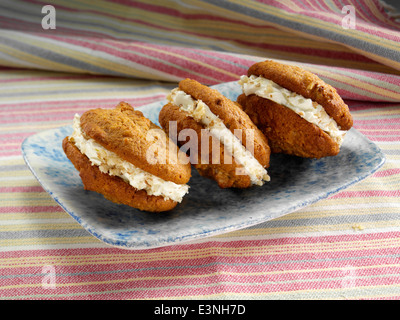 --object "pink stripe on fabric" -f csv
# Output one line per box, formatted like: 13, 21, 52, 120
0, 151, 24, 157
367, 136, 400, 142
354, 124, 400, 130
354, 118, 400, 125
0, 115, 77, 124
0, 132, 36, 139
373, 168, 400, 177
0, 206, 63, 213
333, 190, 400, 198
360, 129, 400, 135
0, 144, 22, 151
0, 186, 45, 193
